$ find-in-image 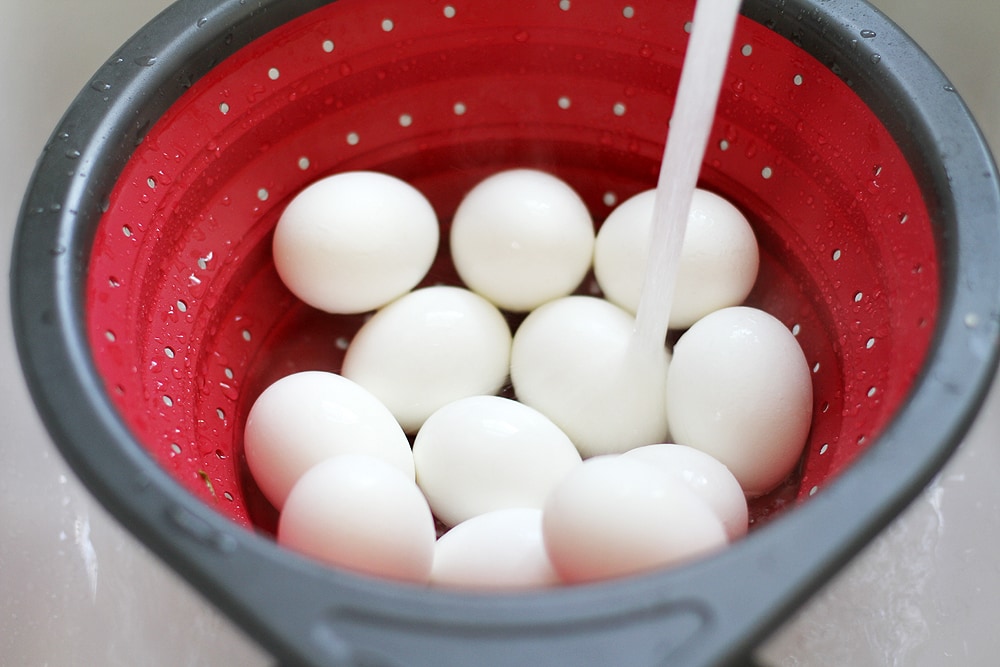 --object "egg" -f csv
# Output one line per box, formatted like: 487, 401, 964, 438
341, 286, 512, 433
278, 455, 436, 583
510, 295, 670, 458
431, 508, 560, 589
623, 443, 748, 540
593, 188, 759, 329
243, 371, 414, 510
542, 455, 728, 584
272, 170, 439, 314
412, 395, 581, 527
665, 306, 813, 497
449, 168, 596, 312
